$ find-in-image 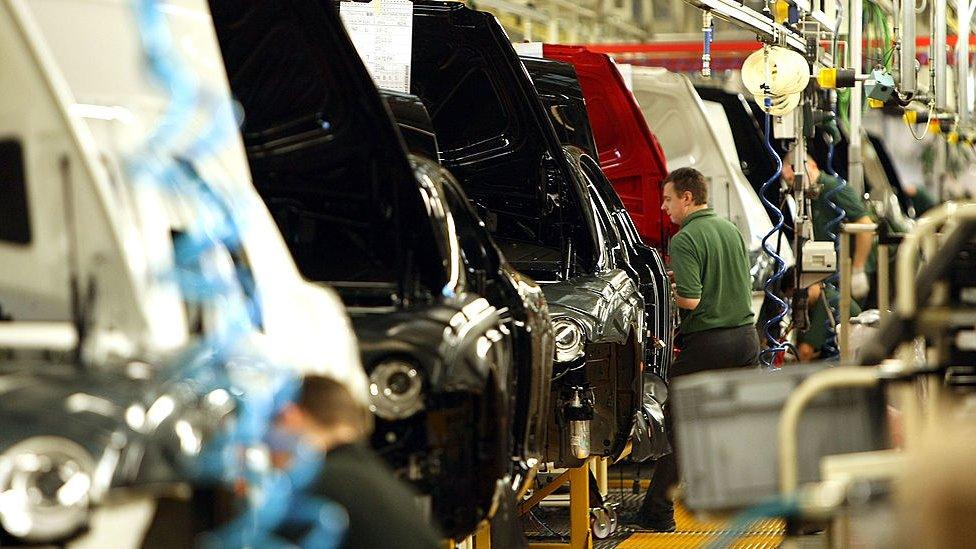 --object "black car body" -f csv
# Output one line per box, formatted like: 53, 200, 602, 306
209, 1, 515, 537
381, 90, 556, 479
522, 57, 674, 383
411, 1, 647, 466
522, 57, 674, 459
